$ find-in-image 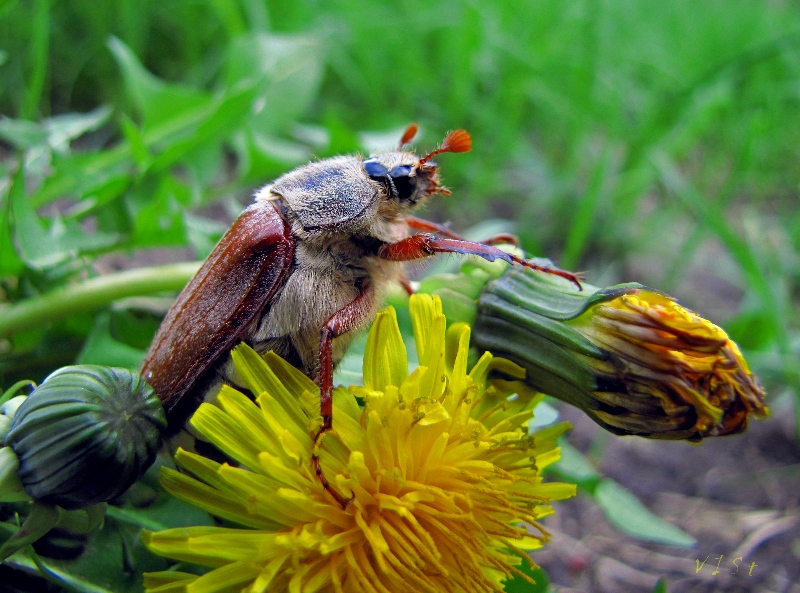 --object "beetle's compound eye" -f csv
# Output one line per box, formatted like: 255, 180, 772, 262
364, 158, 389, 180
388, 165, 416, 201
364, 158, 417, 201
363, 158, 393, 197
389, 165, 412, 177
